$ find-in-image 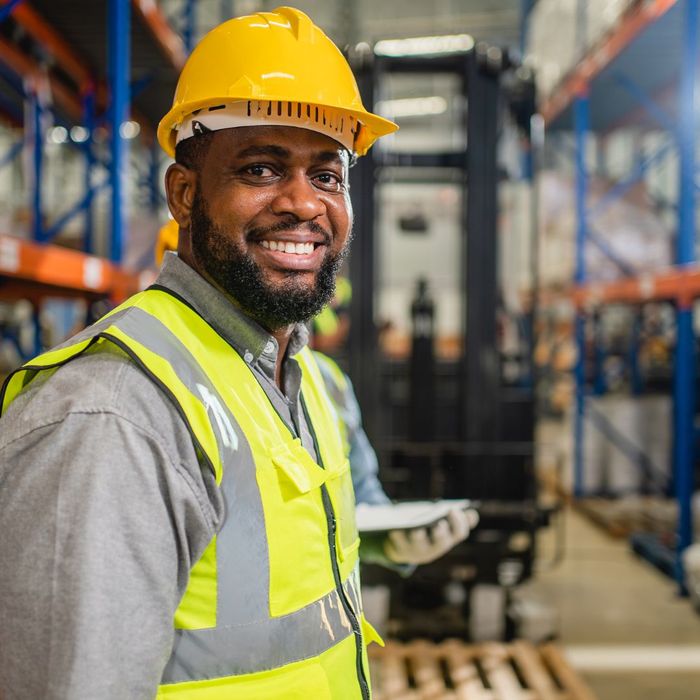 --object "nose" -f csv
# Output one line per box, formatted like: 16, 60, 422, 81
269, 171, 326, 222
